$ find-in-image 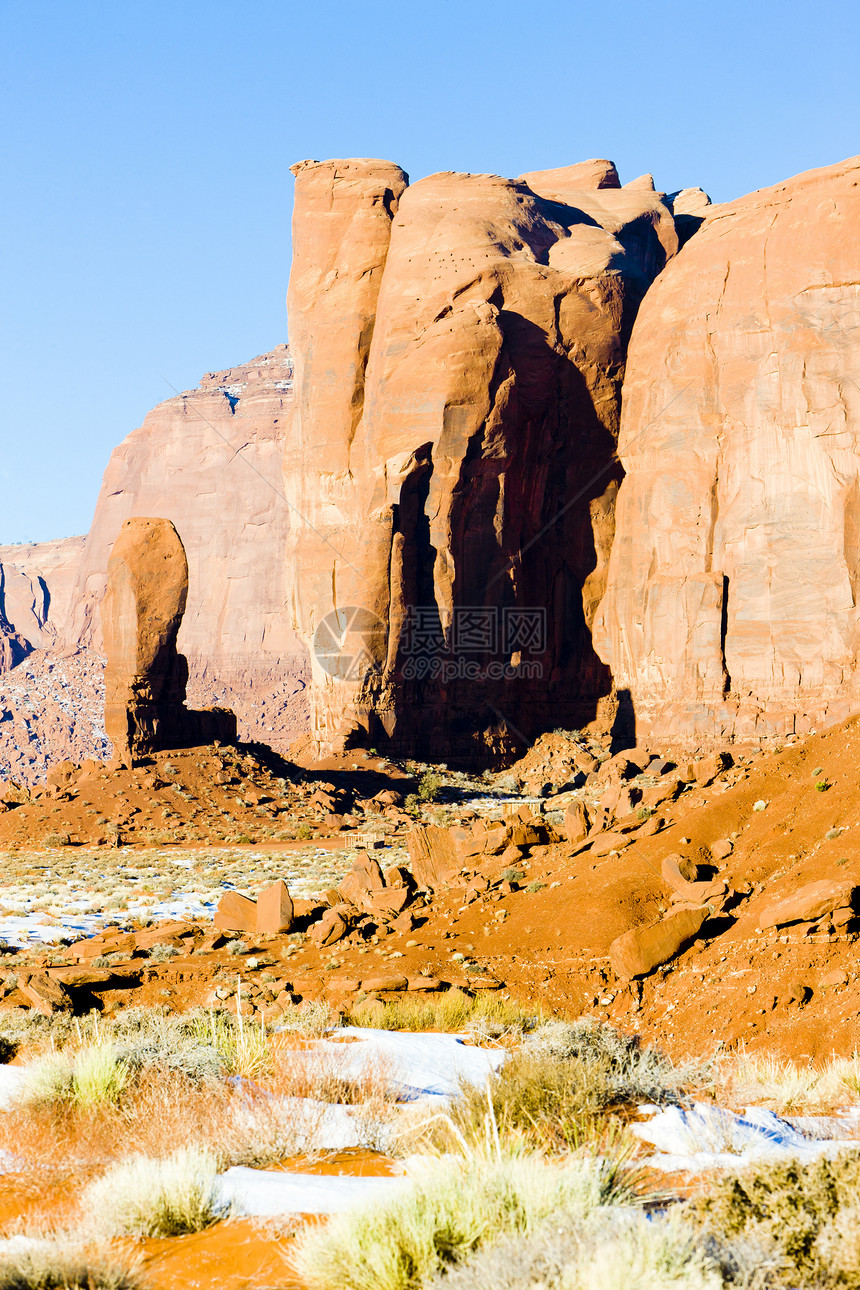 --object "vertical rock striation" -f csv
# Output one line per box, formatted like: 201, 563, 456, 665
285, 157, 680, 761
593, 155, 860, 743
